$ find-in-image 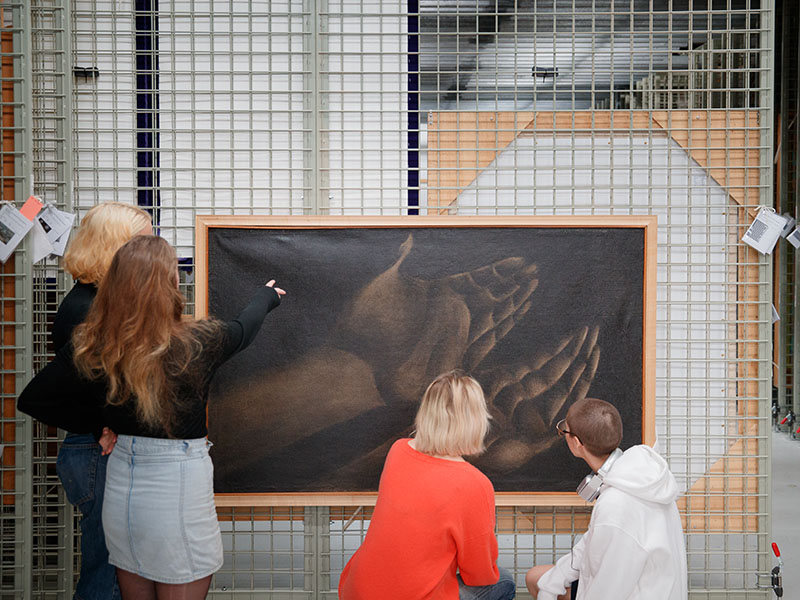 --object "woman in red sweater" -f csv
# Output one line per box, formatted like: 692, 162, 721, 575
338, 370, 516, 600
